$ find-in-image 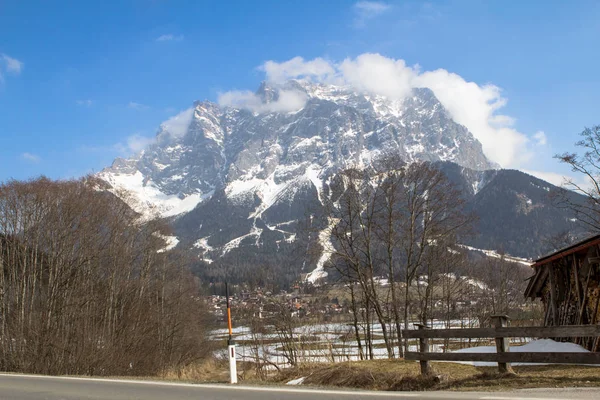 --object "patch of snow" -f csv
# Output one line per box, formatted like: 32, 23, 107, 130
154, 162, 168, 171
163, 191, 212, 218
462, 278, 488, 290
277, 220, 297, 226
520, 194, 533, 205
194, 237, 214, 252
225, 178, 262, 204
194, 237, 214, 264
452, 339, 591, 366
304, 166, 324, 204
156, 234, 179, 253
458, 244, 532, 266
373, 276, 390, 286
221, 234, 253, 256
343, 128, 355, 138
359, 148, 381, 167
248, 173, 295, 219
305, 217, 338, 284
440, 273, 457, 280
405, 143, 425, 156
286, 377, 306, 385
292, 136, 323, 150
221, 222, 263, 256
99, 171, 210, 219
470, 174, 487, 195
530, 182, 551, 192
164, 144, 182, 154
